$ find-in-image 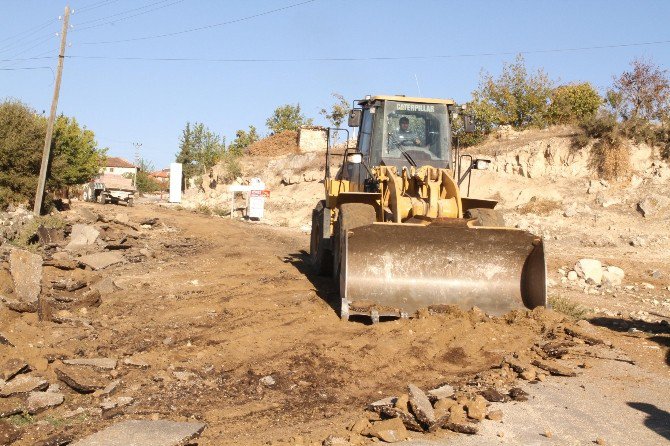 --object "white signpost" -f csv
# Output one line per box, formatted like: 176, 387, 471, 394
169, 163, 182, 203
